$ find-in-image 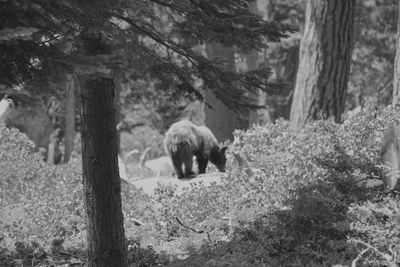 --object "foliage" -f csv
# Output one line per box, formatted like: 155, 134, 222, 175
0, 123, 161, 265
120, 126, 165, 158
349, 0, 398, 108
0, 0, 295, 112
3, 107, 400, 266
154, 106, 400, 266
